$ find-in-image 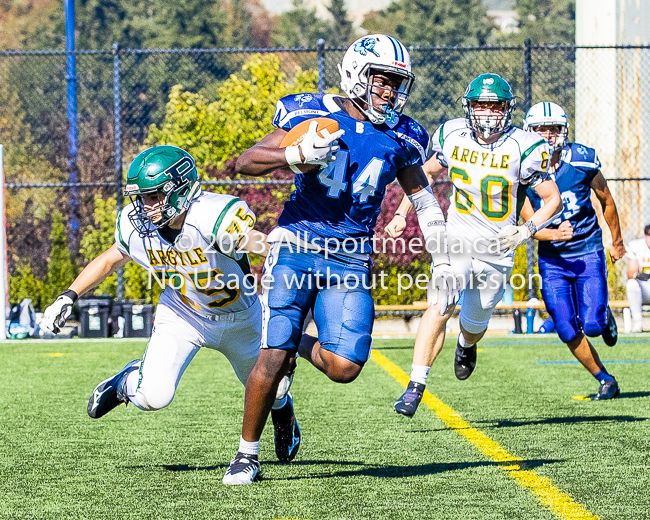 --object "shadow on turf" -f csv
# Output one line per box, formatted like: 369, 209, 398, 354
474, 415, 647, 429
157, 460, 366, 472
261, 458, 563, 480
